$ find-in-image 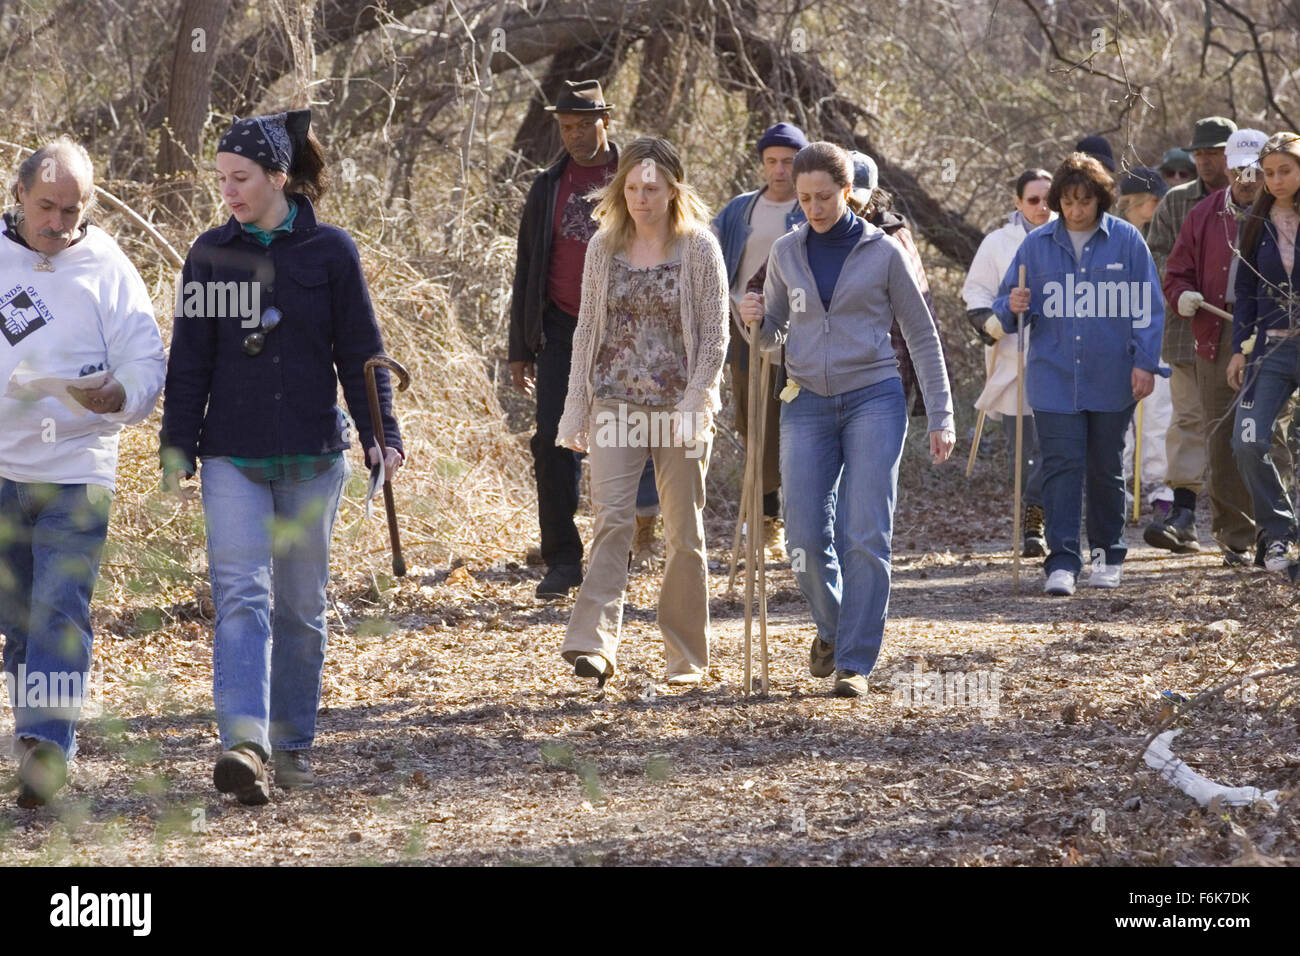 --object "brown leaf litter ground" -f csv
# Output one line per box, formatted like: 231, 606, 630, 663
1, 432, 1297, 866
